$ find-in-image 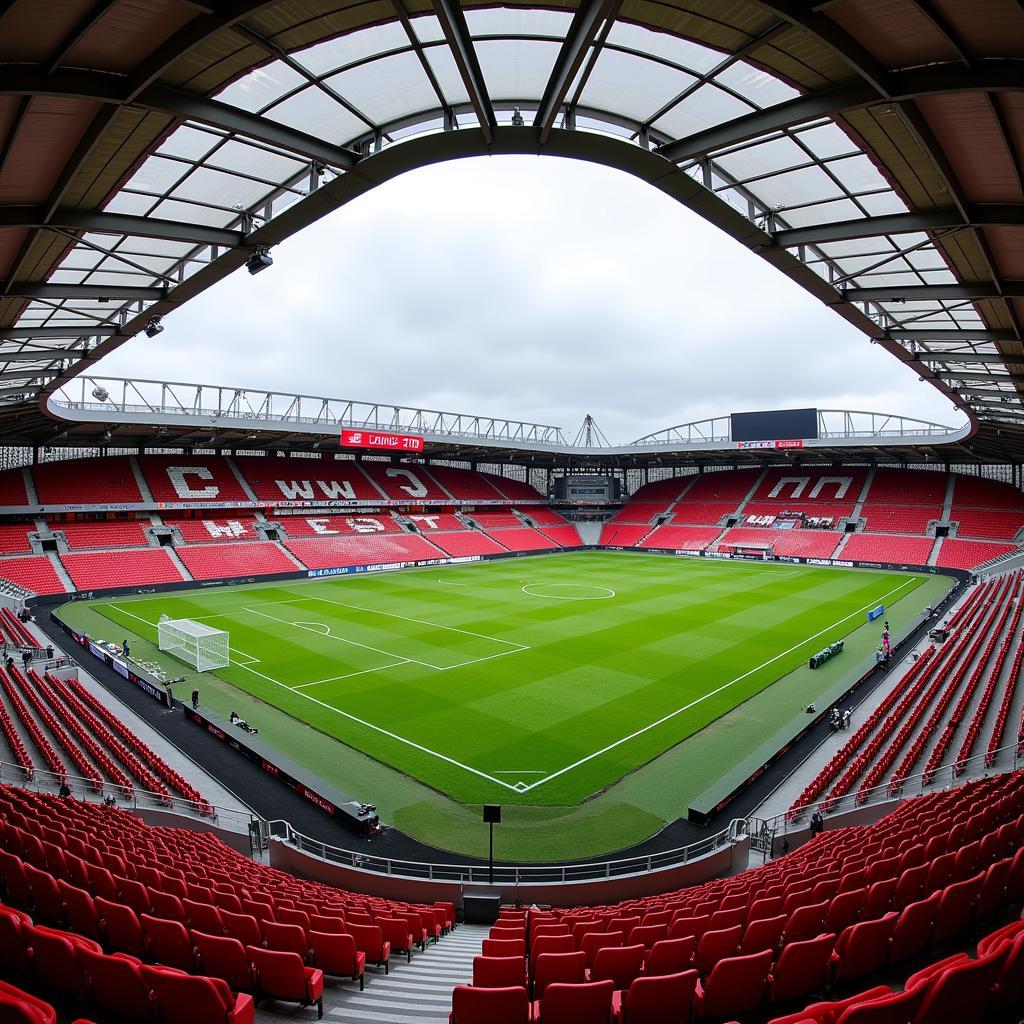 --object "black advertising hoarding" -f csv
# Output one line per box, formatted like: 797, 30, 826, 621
731, 408, 819, 443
